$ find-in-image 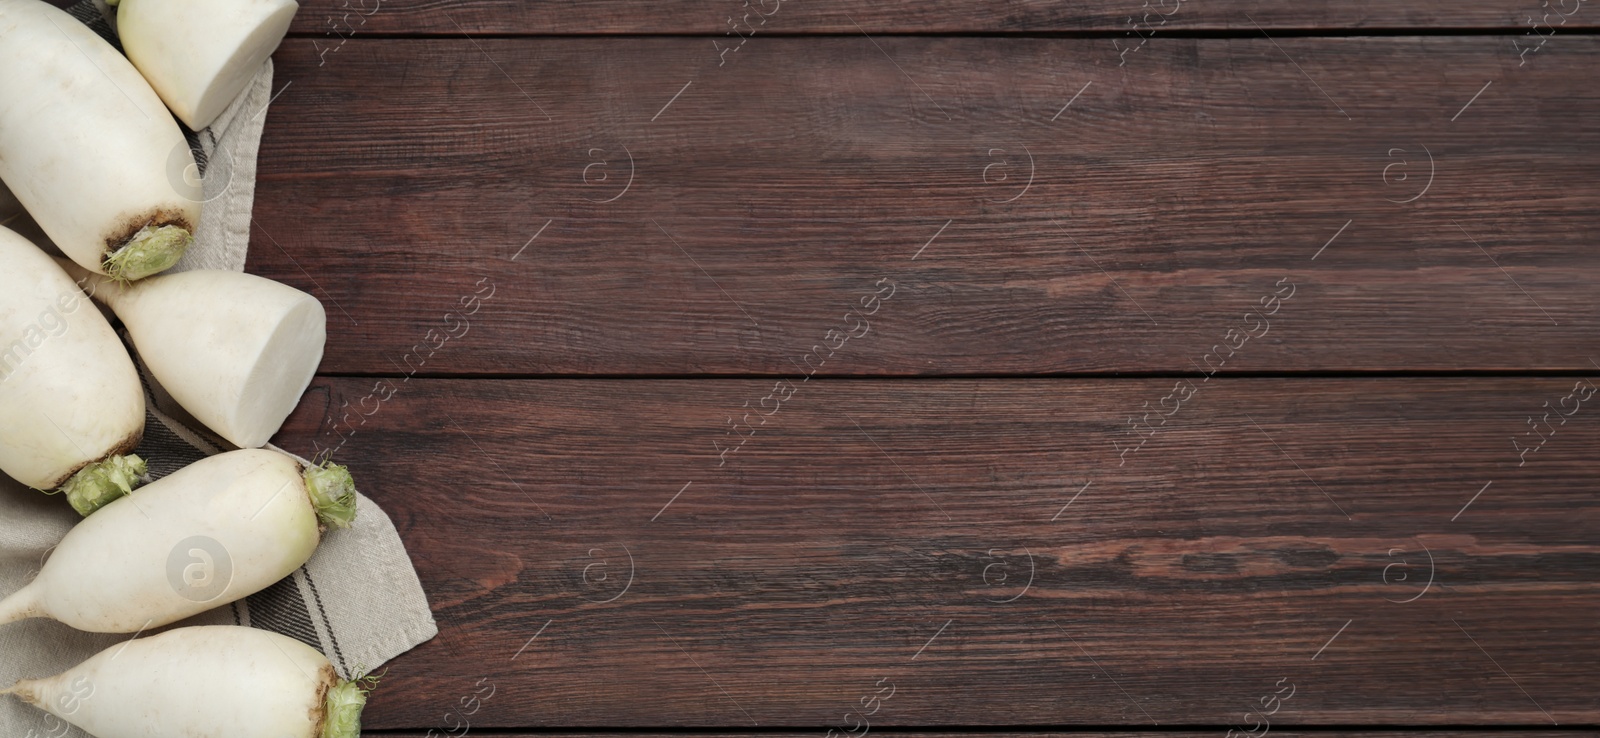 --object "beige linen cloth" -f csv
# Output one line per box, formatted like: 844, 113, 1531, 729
0, 4, 437, 736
